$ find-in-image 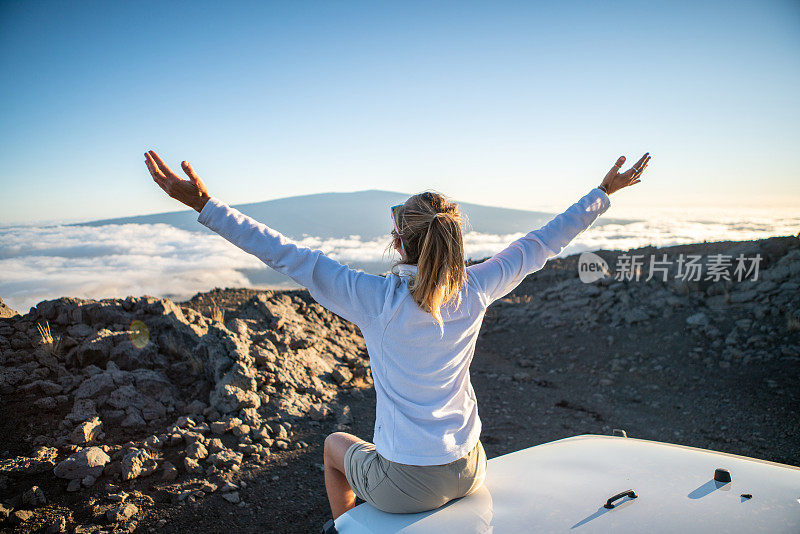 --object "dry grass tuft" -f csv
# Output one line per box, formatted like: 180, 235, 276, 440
36, 320, 62, 357
210, 298, 225, 324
